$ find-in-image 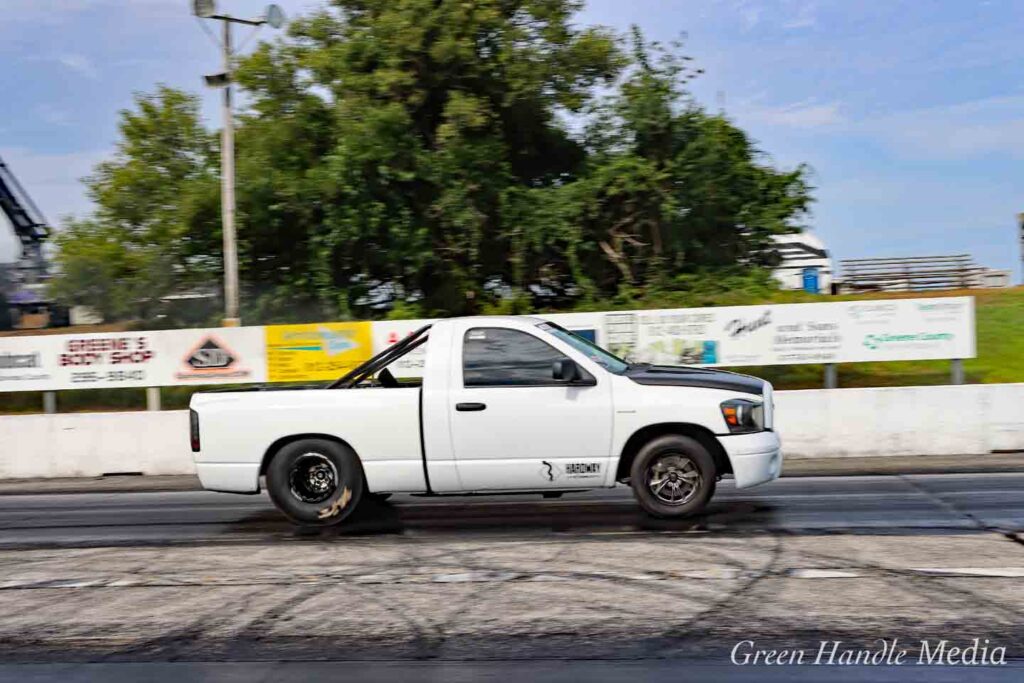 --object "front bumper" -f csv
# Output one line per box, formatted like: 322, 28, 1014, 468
718, 430, 782, 488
